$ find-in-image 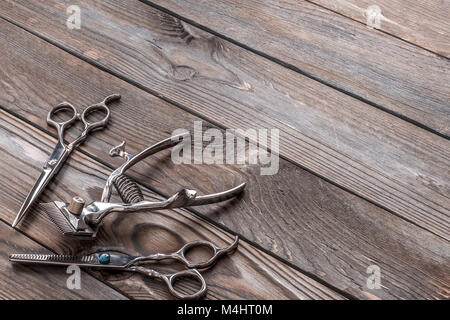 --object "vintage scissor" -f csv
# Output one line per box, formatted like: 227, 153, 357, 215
39, 133, 246, 238
13, 94, 121, 227
10, 236, 239, 299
